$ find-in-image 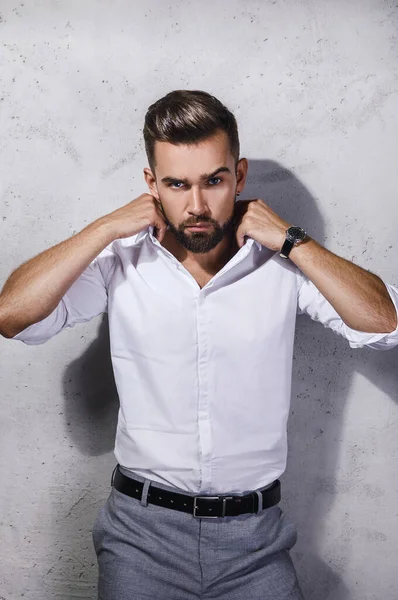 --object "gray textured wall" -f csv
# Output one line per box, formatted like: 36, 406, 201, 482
1, 1, 398, 598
